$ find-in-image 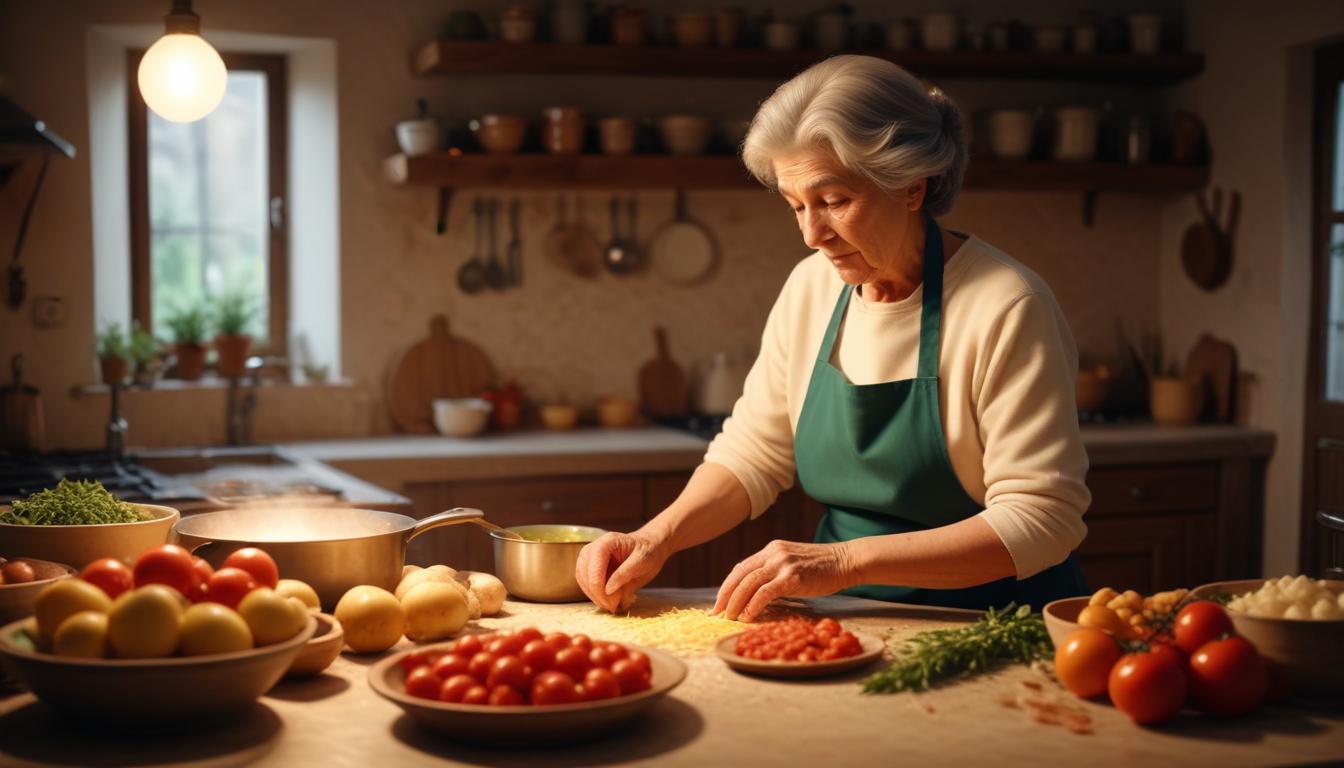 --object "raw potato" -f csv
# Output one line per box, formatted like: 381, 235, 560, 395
402, 565, 422, 579
456, 571, 506, 616
394, 567, 457, 601
426, 564, 458, 579
402, 581, 470, 642
335, 585, 406, 653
